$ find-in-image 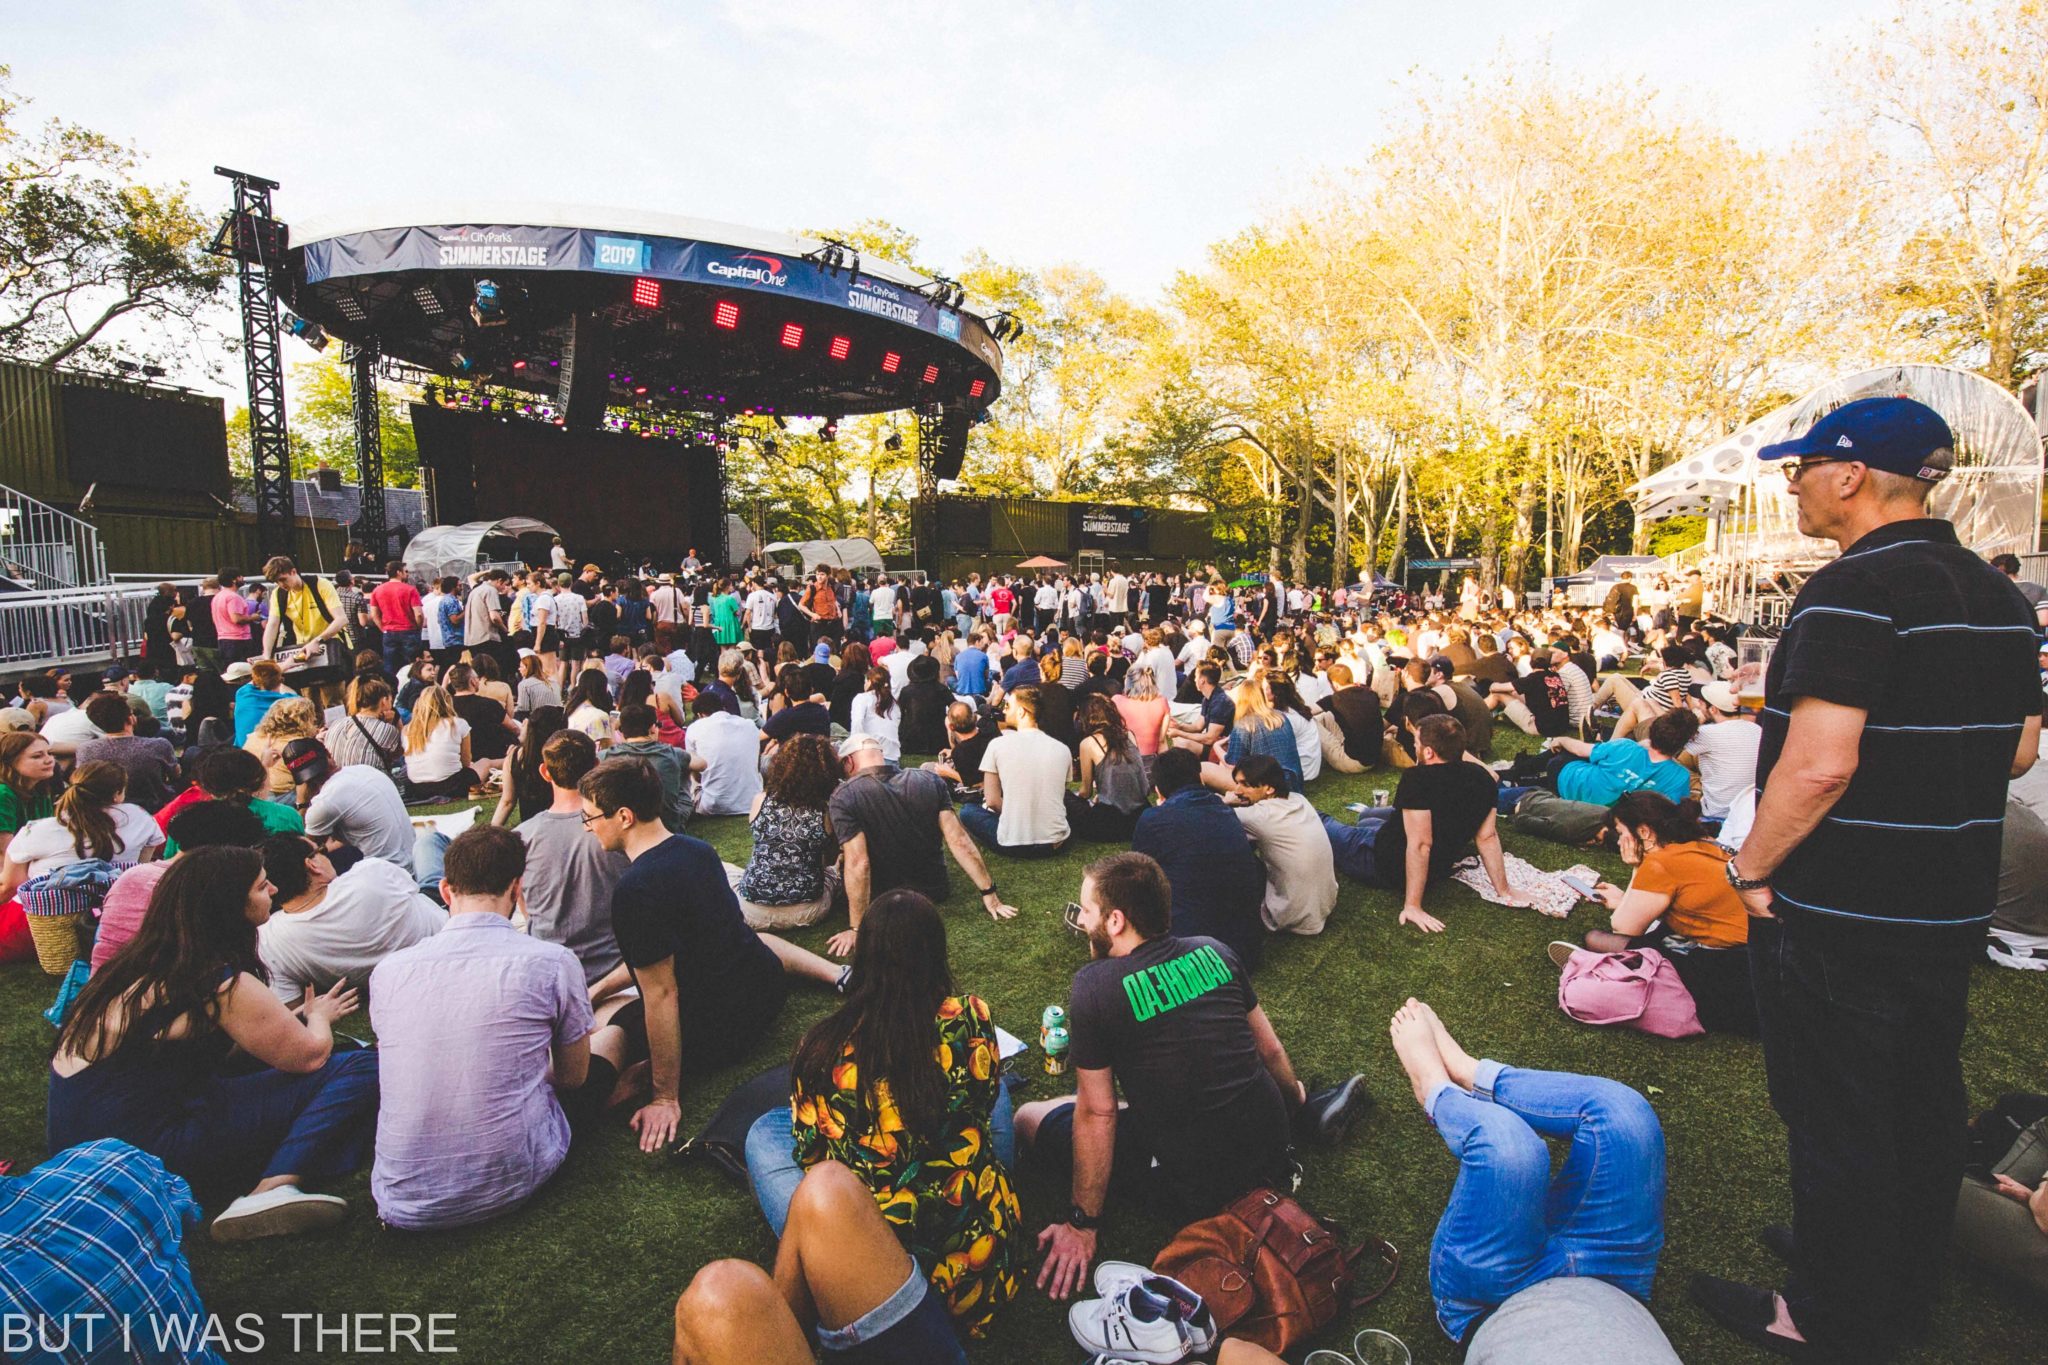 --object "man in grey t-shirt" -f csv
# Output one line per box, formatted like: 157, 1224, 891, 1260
304, 763, 413, 866
505, 731, 625, 984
